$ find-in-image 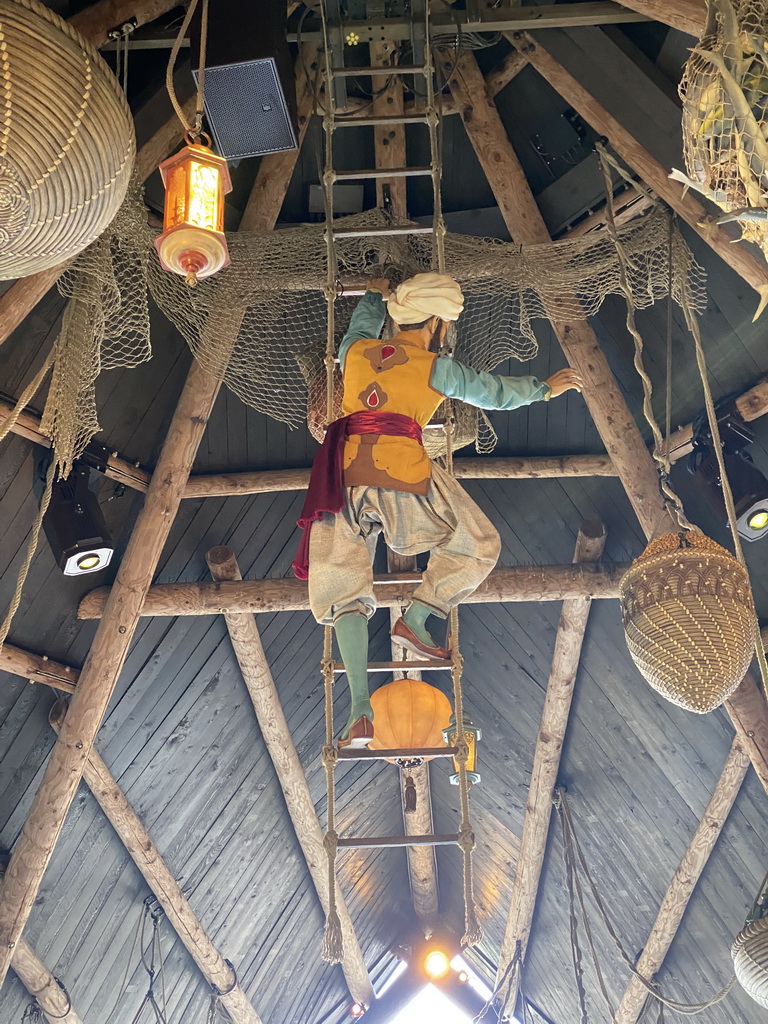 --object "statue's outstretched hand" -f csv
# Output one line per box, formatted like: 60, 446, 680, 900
367, 278, 391, 300
545, 368, 583, 398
